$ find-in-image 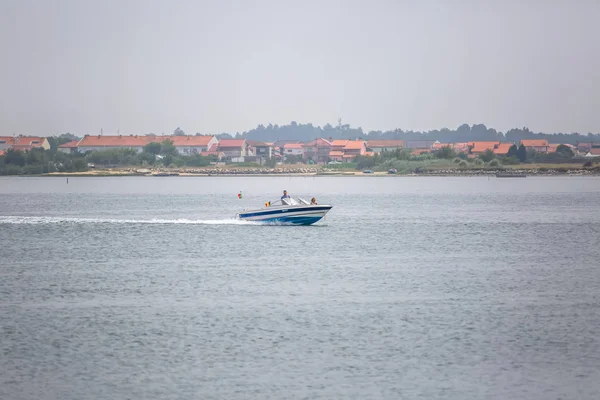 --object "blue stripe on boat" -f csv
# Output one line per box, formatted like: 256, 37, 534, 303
238, 206, 331, 219
257, 215, 323, 225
